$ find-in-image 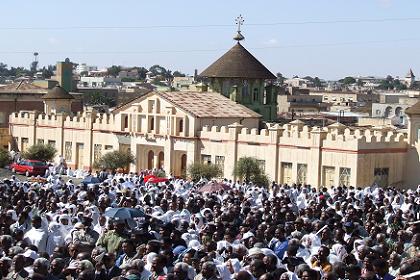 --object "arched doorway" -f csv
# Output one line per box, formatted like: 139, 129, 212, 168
181, 154, 187, 177
158, 152, 164, 169
147, 150, 154, 170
